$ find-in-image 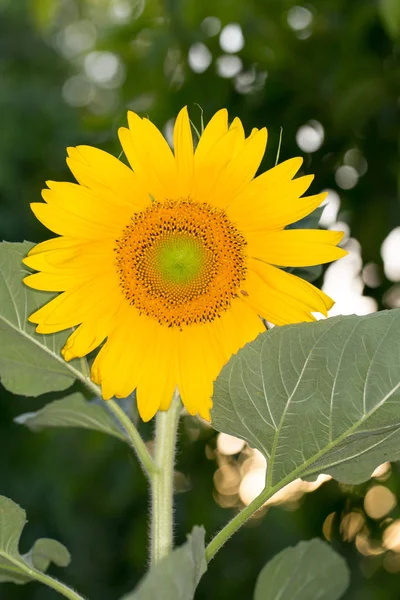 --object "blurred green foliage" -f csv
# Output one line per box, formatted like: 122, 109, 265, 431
0, 0, 399, 597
